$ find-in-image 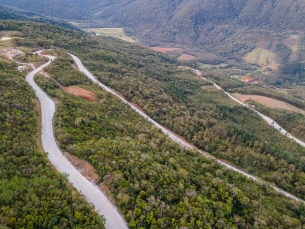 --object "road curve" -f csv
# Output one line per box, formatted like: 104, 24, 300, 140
26, 51, 128, 229
202, 76, 305, 147
70, 54, 305, 204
